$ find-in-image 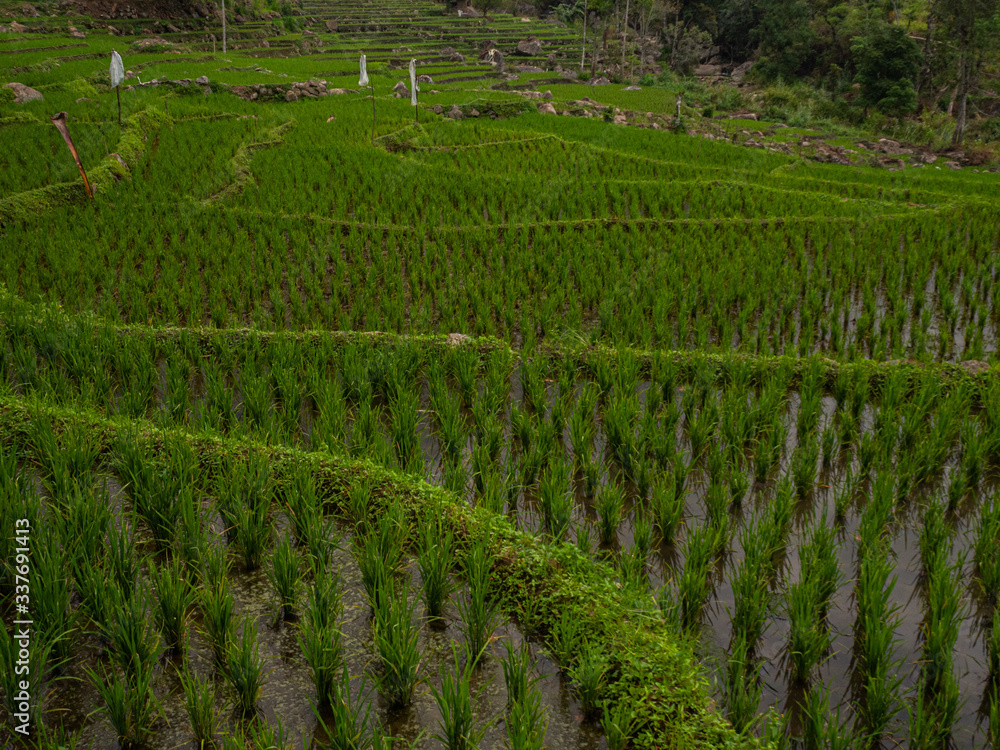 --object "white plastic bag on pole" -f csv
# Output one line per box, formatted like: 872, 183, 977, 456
359, 54, 368, 87
109, 50, 124, 88
409, 58, 418, 106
